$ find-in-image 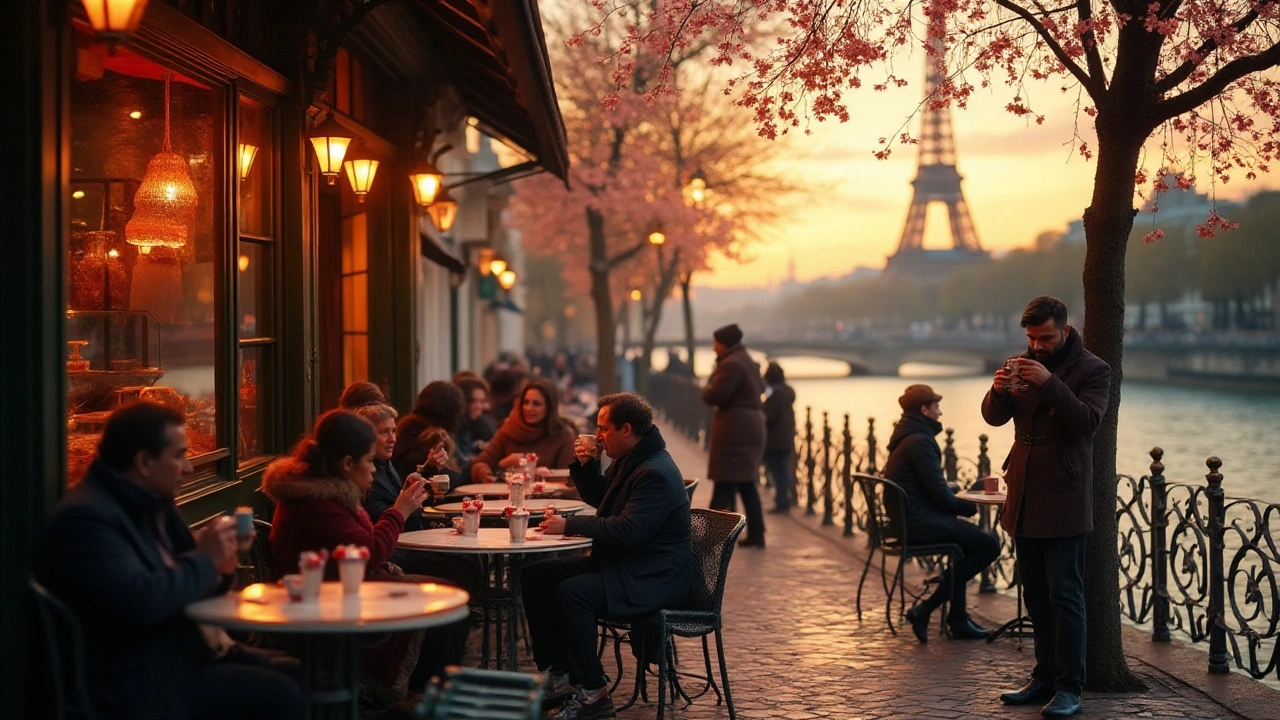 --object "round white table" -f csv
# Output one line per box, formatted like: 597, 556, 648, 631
454, 481, 572, 497
954, 489, 1032, 645
187, 581, 469, 719
955, 490, 1007, 505
426, 499, 586, 516
398, 529, 592, 670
